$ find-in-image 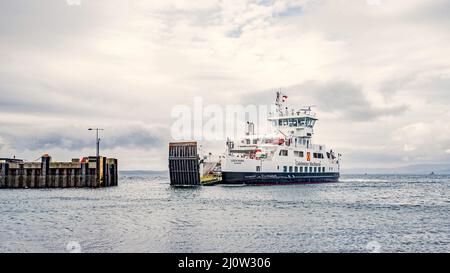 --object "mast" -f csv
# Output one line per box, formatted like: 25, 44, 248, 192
275, 89, 287, 115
